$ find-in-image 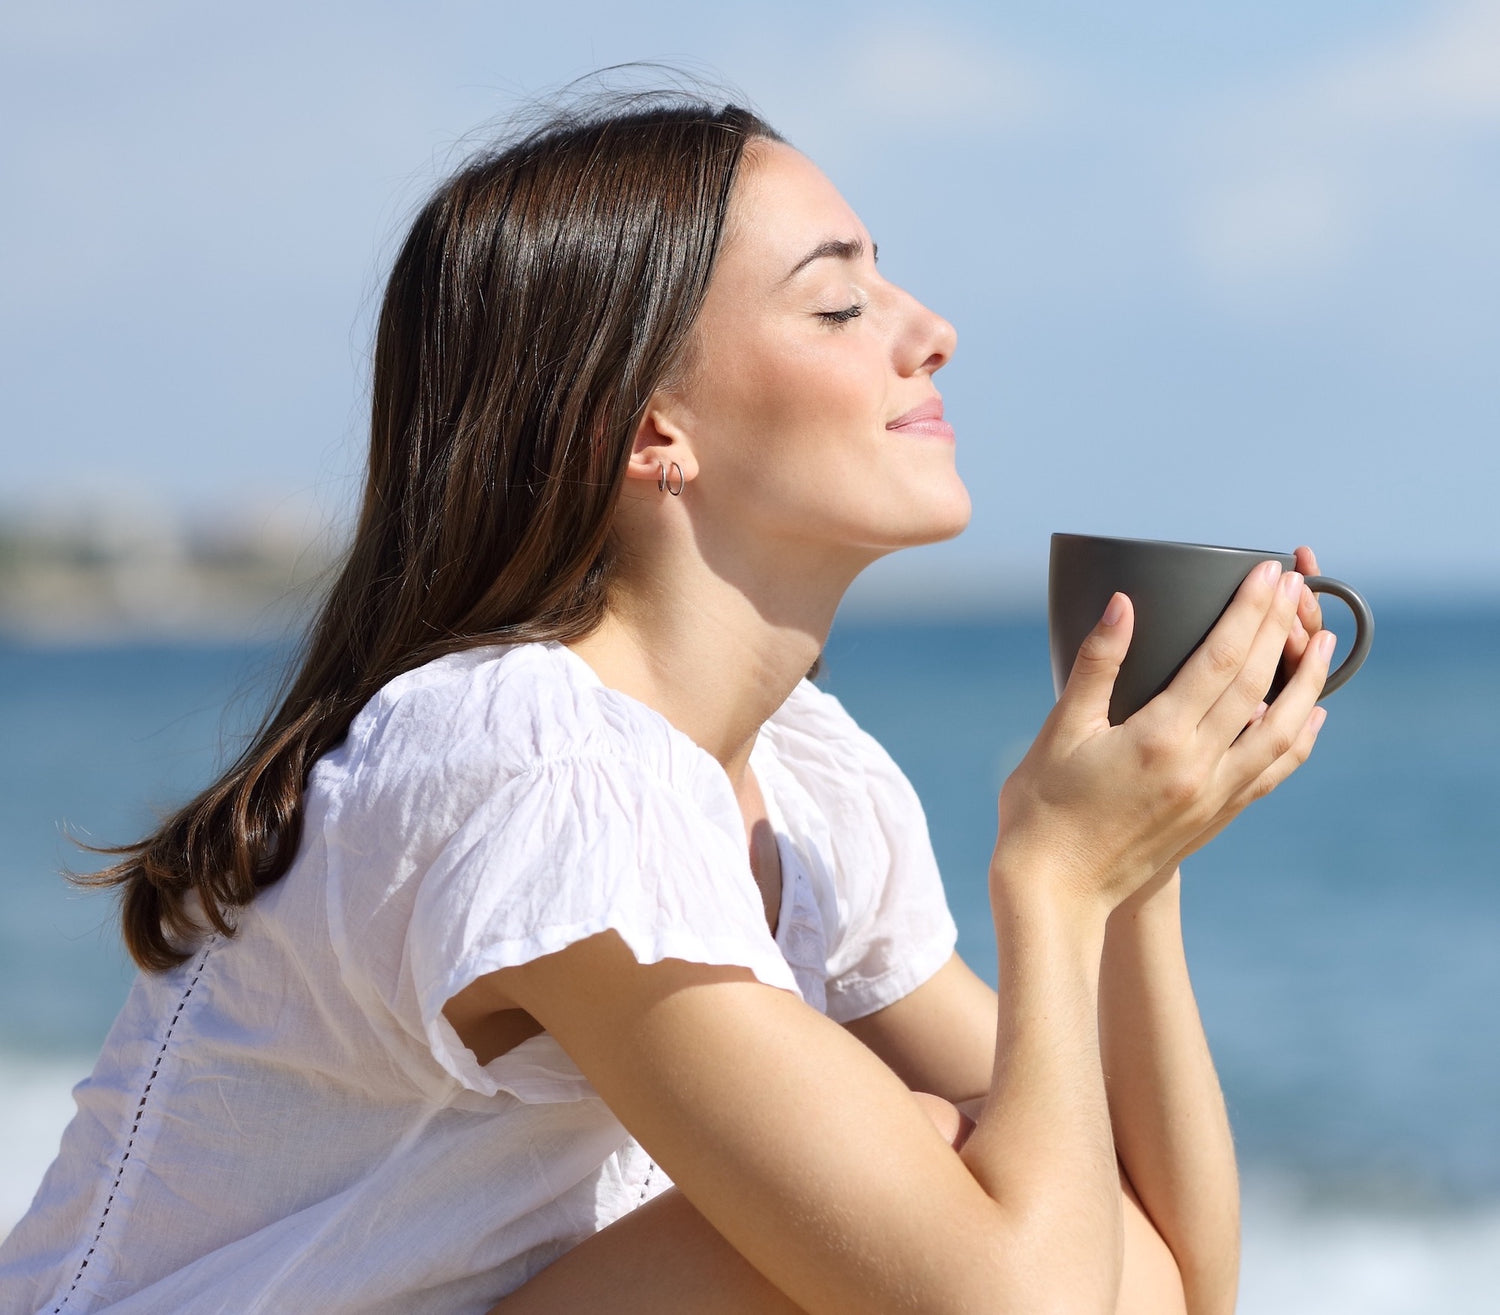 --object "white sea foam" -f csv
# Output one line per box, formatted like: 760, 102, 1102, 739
0, 1055, 88, 1241
3, 1055, 1499, 1311
1239, 1178, 1500, 1315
